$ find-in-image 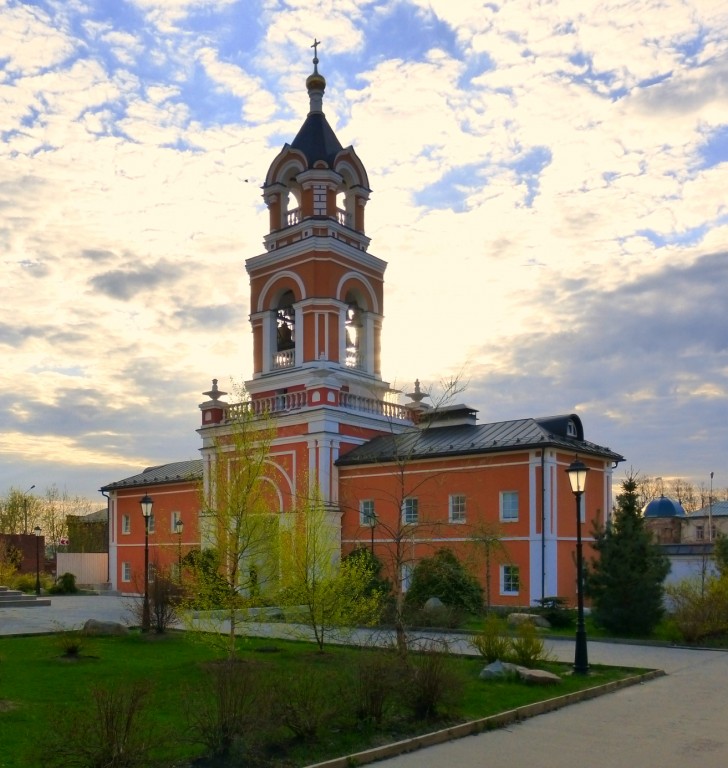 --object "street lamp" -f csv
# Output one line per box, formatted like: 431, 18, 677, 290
139, 494, 153, 632
566, 458, 590, 675
175, 518, 184, 580
33, 526, 42, 596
